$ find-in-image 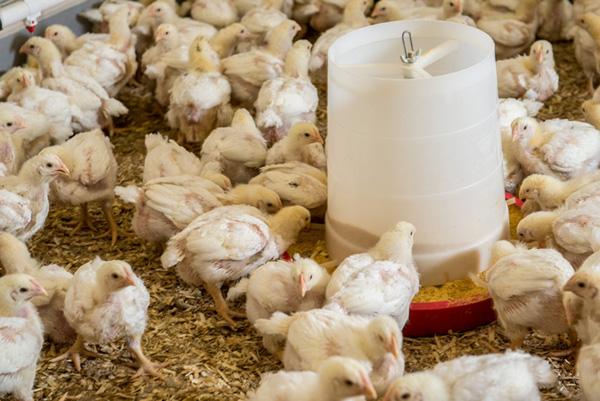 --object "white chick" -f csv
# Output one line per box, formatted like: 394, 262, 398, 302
382, 351, 556, 401
116, 177, 282, 244
191, 0, 238, 28
518, 171, 600, 211
310, 0, 371, 74
249, 161, 328, 216
1, 67, 40, 100
200, 108, 268, 184
0, 232, 75, 344
209, 23, 250, 59
537, 0, 574, 42
577, 343, 600, 401
222, 19, 301, 108
40, 129, 119, 245
497, 40, 558, 101
167, 37, 232, 143
305, 0, 346, 33
0, 274, 46, 401
498, 98, 543, 193
562, 252, 600, 346
141, 23, 179, 73
511, 117, 600, 180
581, 12, 600, 93
265, 123, 325, 168
161, 205, 311, 325
247, 356, 378, 401
573, 12, 598, 94
0, 115, 27, 177
0, 153, 70, 242
144, 1, 217, 46
6, 68, 75, 144
52, 257, 162, 377
238, 0, 290, 52
63, 7, 137, 97
582, 89, 600, 129
227, 255, 330, 354
142, 133, 231, 189
44, 24, 108, 59
255, 40, 320, 144
0, 102, 52, 160
476, 0, 541, 59
476, 240, 574, 349
371, 0, 469, 23
19, 37, 128, 136
254, 309, 404, 394
325, 221, 419, 329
